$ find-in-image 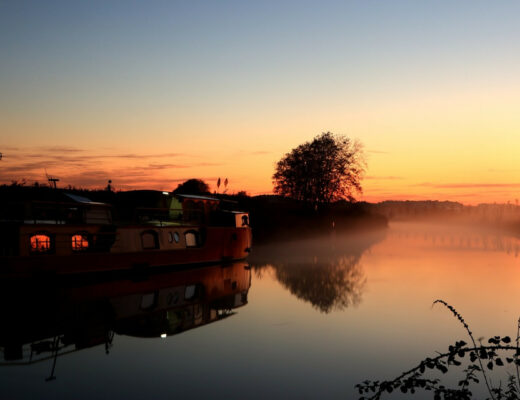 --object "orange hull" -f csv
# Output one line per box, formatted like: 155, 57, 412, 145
1, 226, 252, 276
